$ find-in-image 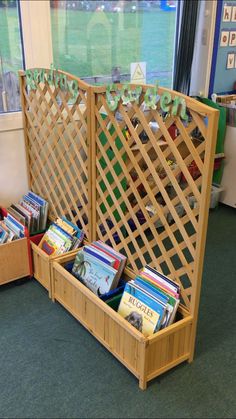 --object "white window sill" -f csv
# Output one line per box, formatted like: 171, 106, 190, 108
0, 112, 23, 132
